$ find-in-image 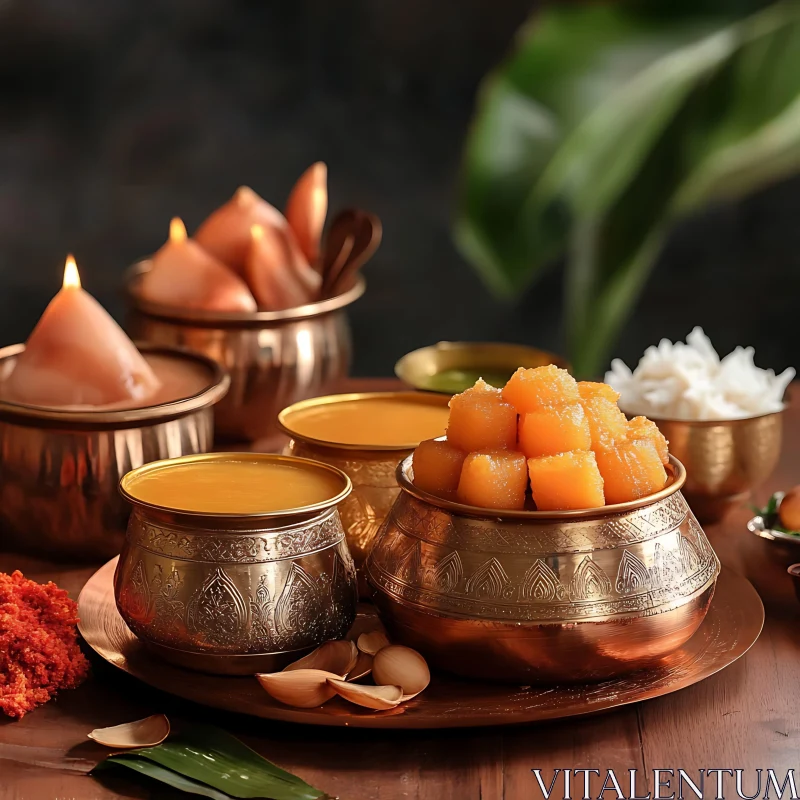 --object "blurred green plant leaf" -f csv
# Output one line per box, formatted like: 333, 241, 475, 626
456, 1, 800, 376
